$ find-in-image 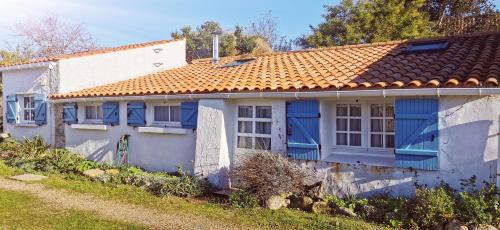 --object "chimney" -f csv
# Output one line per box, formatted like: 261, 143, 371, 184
212, 31, 222, 64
